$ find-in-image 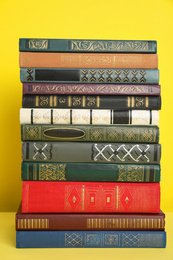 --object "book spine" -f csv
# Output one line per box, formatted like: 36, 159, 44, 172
22, 142, 161, 164
21, 124, 159, 143
16, 231, 166, 248
19, 39, 157, 53
19, 53, 158, 69
23, 83, 161, 96
20, 68, 159, 84
22, 181, 160, 213
21, 162, 160, 182
20, 109, 159, 125
22, 95, 161, 110
16, 212, 165, 231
